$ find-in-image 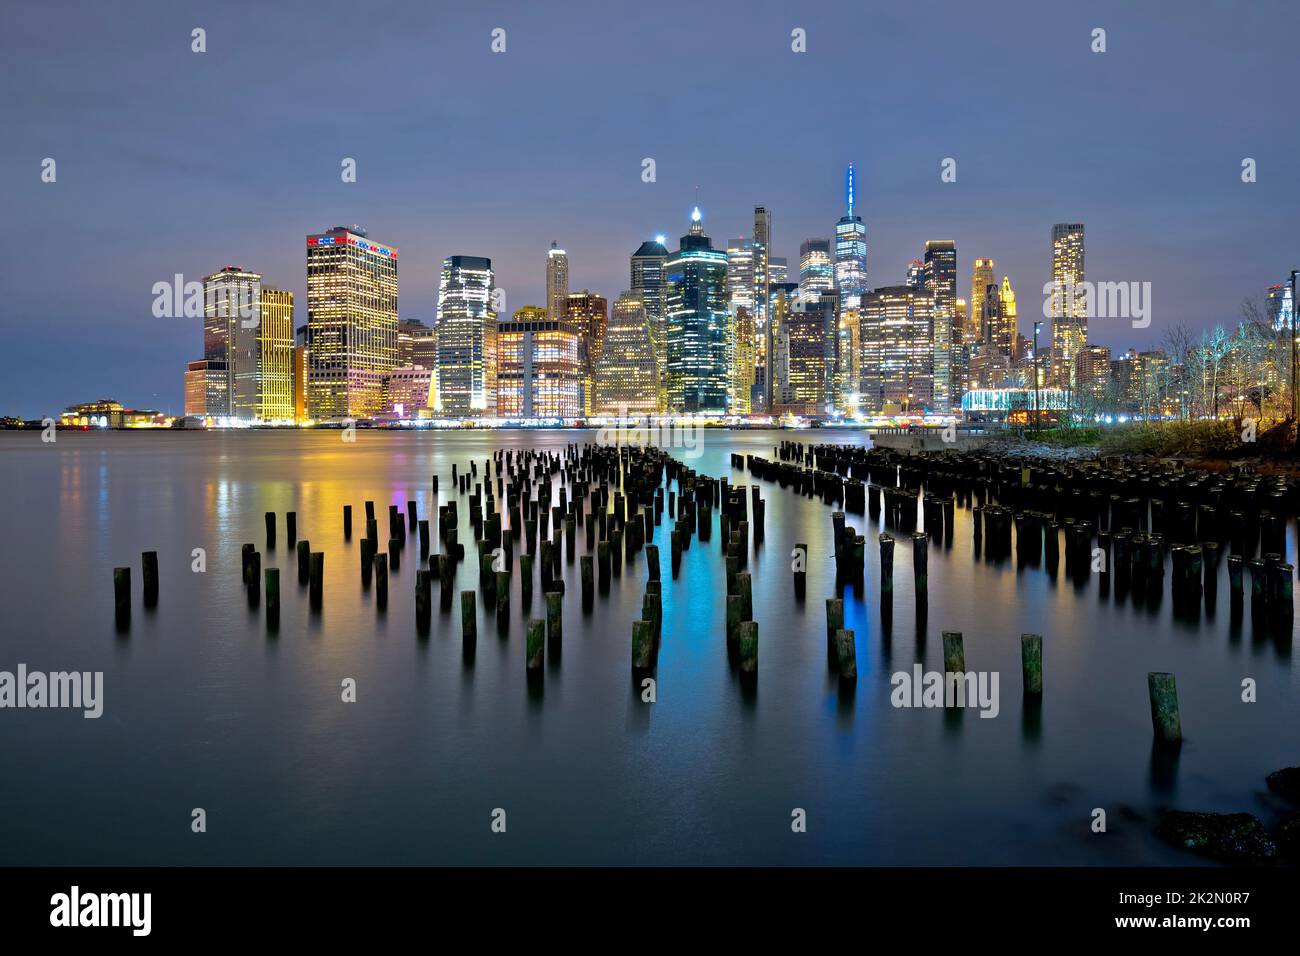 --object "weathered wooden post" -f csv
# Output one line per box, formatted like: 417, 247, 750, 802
286, 511, 297, 547
389, 537, 401, 572
942, 631, 965, 673
632, 619, 654, 670
738, 572, 753, 620
912, 531, 928, 600
826, 598, 844, 642
297, 539, 311, 585
113, 566, 131, 628
416, 568, 432, 633
141, 551, 159, 607
736, 621, 758, 674
265, 567, 280, 629
519, 553, 534, 608
265, 511, 276, 550
1021, 633, 1042, 695
246, 550, 261, 605
793, 541, 807, 596
309, 552, 323, 609
461, 590, 477, 645
879, 533, 894, 597
646, 544, 660, 581
526, 619, 545, 670
597, 541, 611, 590
834, 628, 856, 680
1147, 672, 1182, 742
343, 504, 352, 539
418, 519, 430, 559
546, 591, 563, 648
373, 553, 389, 611
495, 569, 510, 615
